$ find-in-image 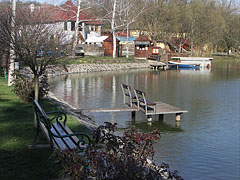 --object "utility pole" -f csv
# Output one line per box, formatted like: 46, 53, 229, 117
8, 0, 16, 86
